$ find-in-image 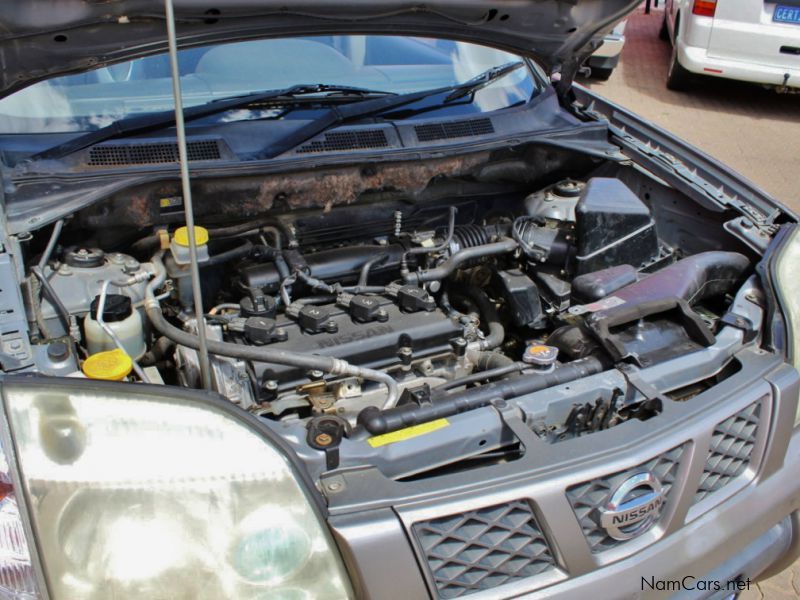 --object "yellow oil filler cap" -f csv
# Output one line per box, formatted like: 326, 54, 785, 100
82, 349, 133, 381
172, 225, 209, 247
